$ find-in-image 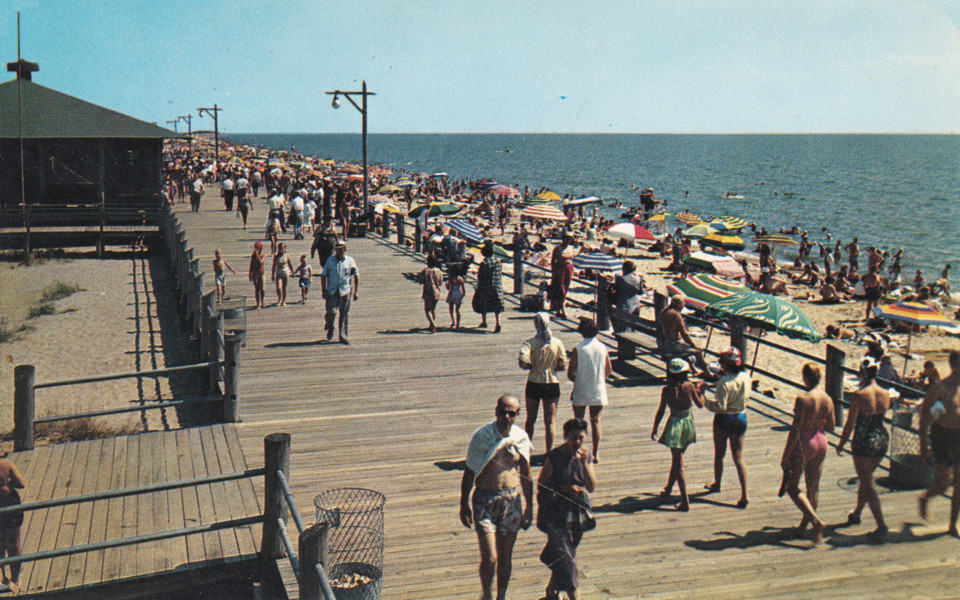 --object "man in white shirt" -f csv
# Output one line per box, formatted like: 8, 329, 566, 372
320, 241, 359, 344
221, 176, 235, 211
290, 192, 306, 240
